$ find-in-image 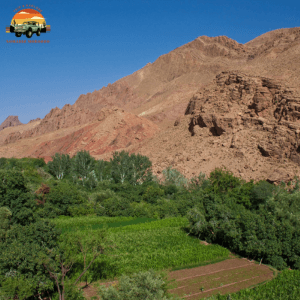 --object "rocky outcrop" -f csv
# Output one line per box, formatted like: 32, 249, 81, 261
183, 71, 300, 182
0, 116, 23, 131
